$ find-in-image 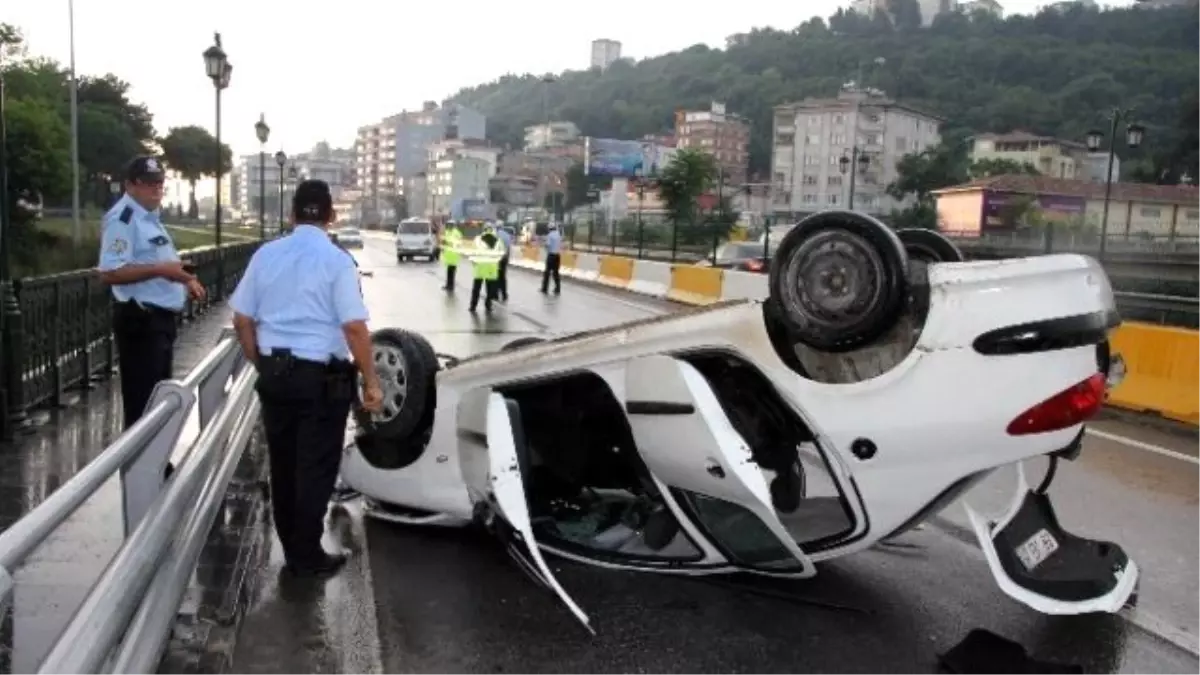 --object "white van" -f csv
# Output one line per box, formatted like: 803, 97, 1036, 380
395, 218, 437, 262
